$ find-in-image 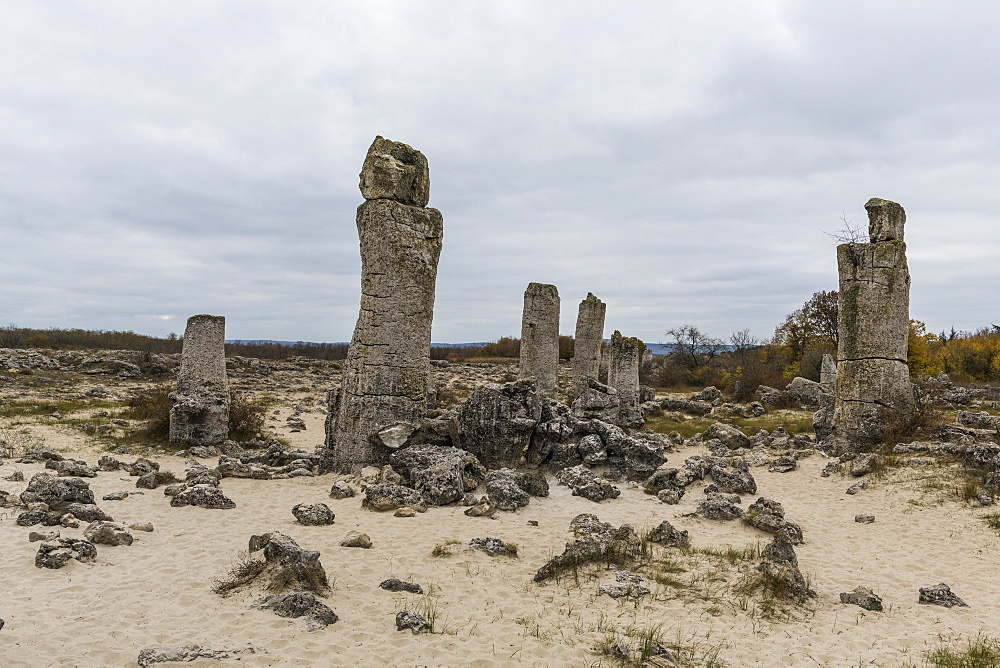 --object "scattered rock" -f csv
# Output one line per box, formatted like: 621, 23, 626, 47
169, 484, 236, 510
469, 537, 518, 557
820, 459, 842, 477
328, 481, 356, 500
130, 522, 154, 532
83, 520, 134, 546
64, 503, 113, 522
918, 583, 968, 608
292, 503, 335, 526
394, 506, 416, 518
340, 531, 372, 548
363, 483, 427, 512
768, 456, 798, 473
102, 491, 129, 501
850, 453, 879, 477
380, 579, 423, 594
137, 644, 254, 667
840, 586, 883, 611
846, 480, 869, 495
389, 445, 486, 506
599, 570, 651, 599
395, 610, 429, 634
855, 513, 875, 524
696, 498, 744, 521
255, 590, 338, 630
646, 521, 689, 548
28, 530, 59, 542
35, 538, 97, 569
555, 465, 620, 502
